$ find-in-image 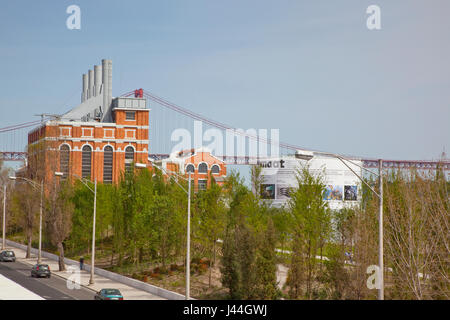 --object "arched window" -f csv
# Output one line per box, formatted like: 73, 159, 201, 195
186, 164, 195, 173
59, 145, 70, 180
103, 146, 113, 183
82, 145, 92, 179
125, 146, 134, 172
211, 164, 220, 175
198, 163, 208, 174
